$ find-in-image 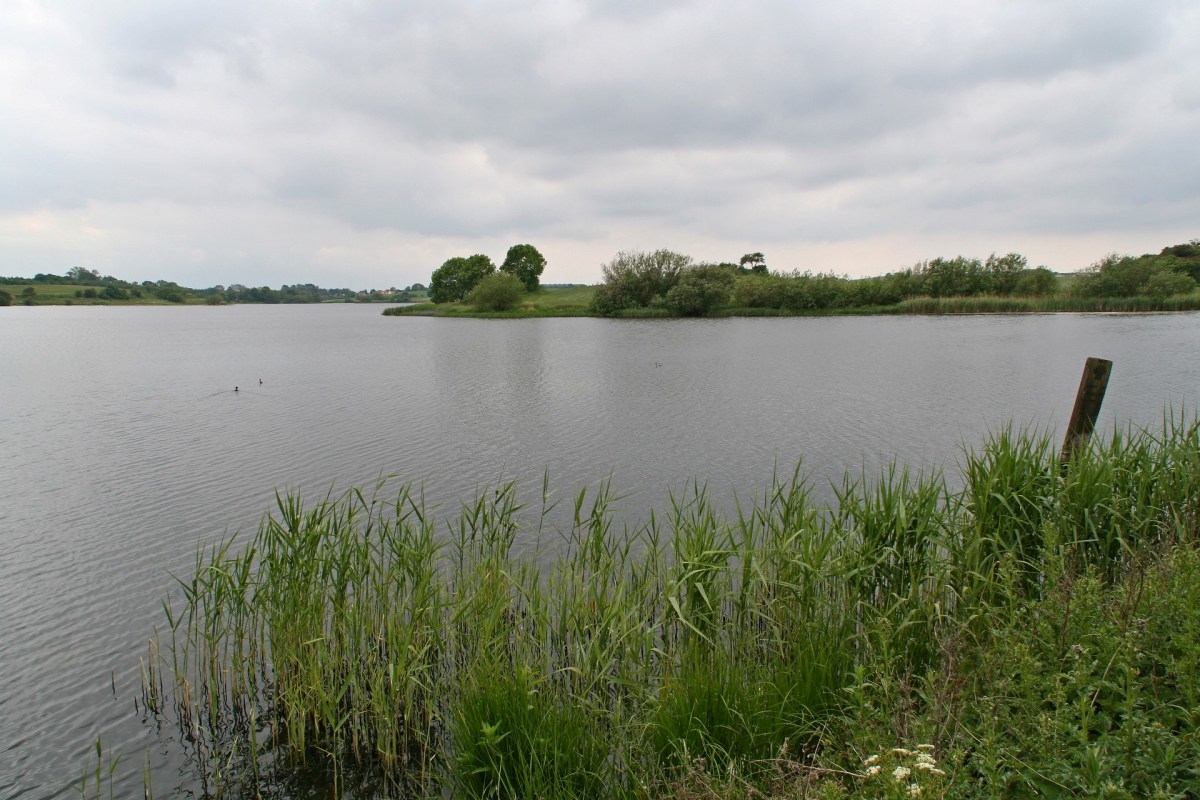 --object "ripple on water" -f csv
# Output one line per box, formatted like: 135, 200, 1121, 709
2, 307, 1199, 798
